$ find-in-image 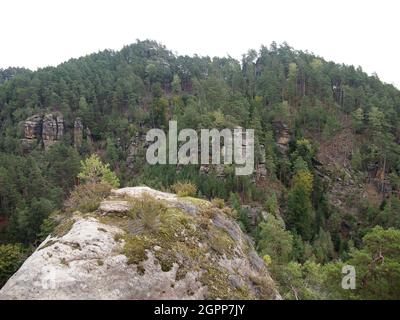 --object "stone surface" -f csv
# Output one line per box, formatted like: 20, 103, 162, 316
21, 138, 37, 153
24, 114, 42, 140
112, 186, 200, 215
274, 121, 291, 153
99, 200, 132, 214
259, 144, 266, 164
42, 113, 64, 150
112, 186, 178, 202
0, 186, 281, 300
22, 113, 65, 150
256, 163, 267, 180
73, 117, 84, 148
